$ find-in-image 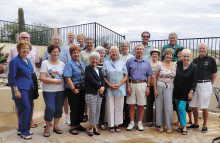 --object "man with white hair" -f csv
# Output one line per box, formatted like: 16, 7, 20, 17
188, 43, 217, 132
7, 32, 40, 131
62, 32, 76, 50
